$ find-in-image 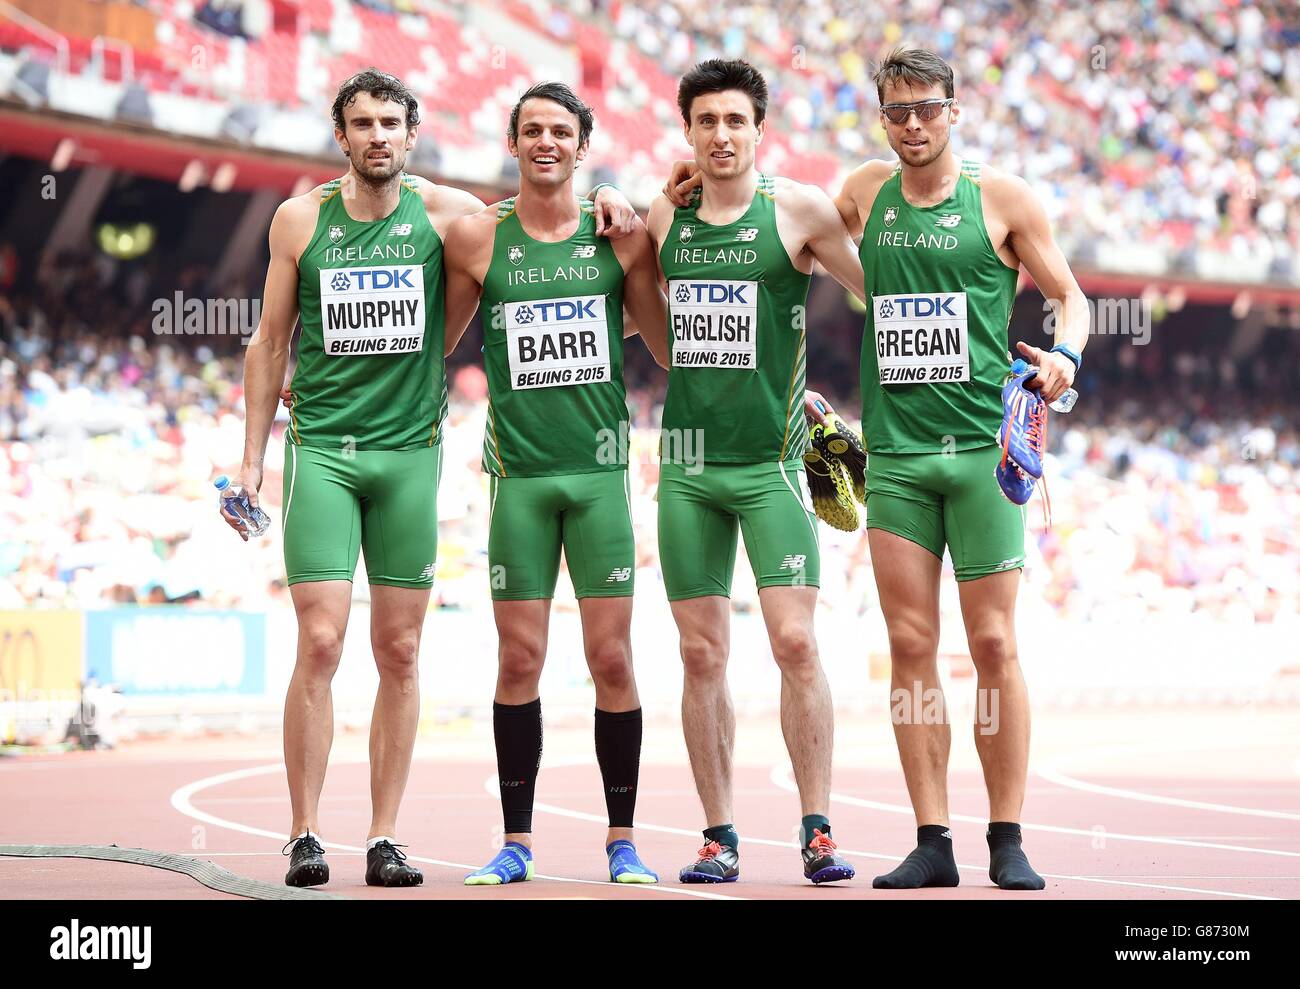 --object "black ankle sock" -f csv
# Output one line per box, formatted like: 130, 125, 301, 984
703, 824, 739, 850
872, 824, 960, 889
987, 822, 1046, 890
493, 698, 542, 834
594, 707, 642, 829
